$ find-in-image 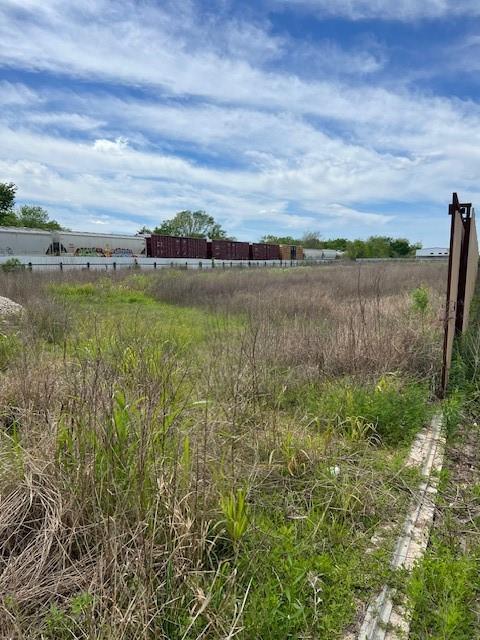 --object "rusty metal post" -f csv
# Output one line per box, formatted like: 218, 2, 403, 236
441, 193, 477, 396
